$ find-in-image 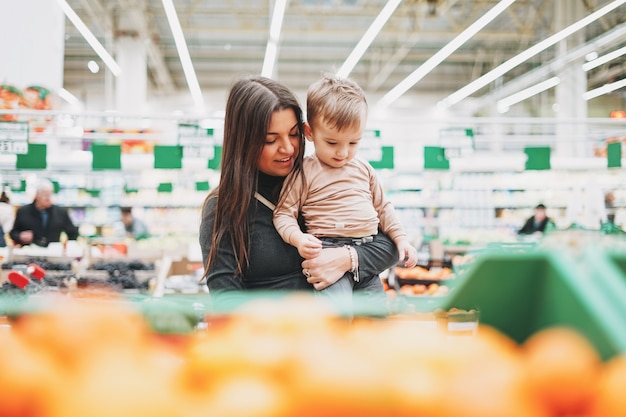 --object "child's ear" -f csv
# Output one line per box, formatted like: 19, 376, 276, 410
303, 122, 313, 141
